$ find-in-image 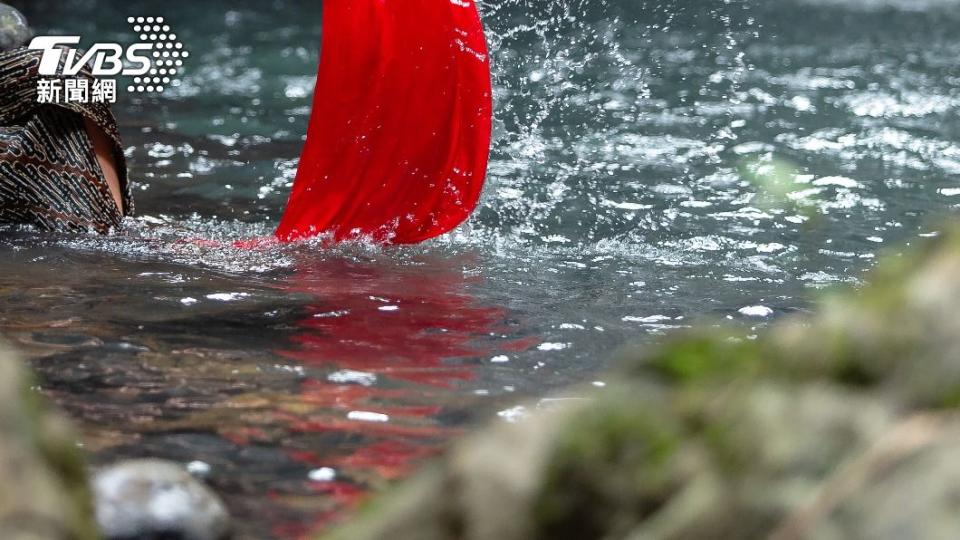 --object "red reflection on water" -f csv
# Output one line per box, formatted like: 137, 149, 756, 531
277, 255, 508, 387
267, 253, 537, 538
